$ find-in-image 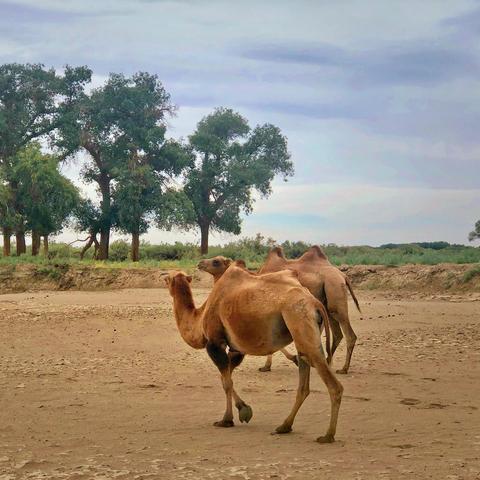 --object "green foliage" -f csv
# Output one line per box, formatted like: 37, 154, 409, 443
109, 240, 131, 262
1, 238, 479, 269
12, 143, 79, 236
141, 242, 198, 261
72, 198, 102, 235
0, 63, 91, 166
462, 265, 480, 283
469, 220, 480, 242
174, 107, 293, 252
